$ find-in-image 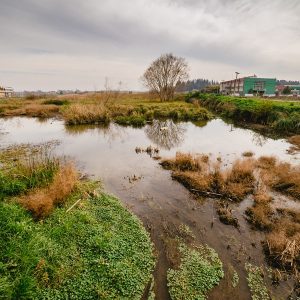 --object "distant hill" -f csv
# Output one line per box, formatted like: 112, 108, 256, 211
277, 79, 300, 85
176, 79, 218, 92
